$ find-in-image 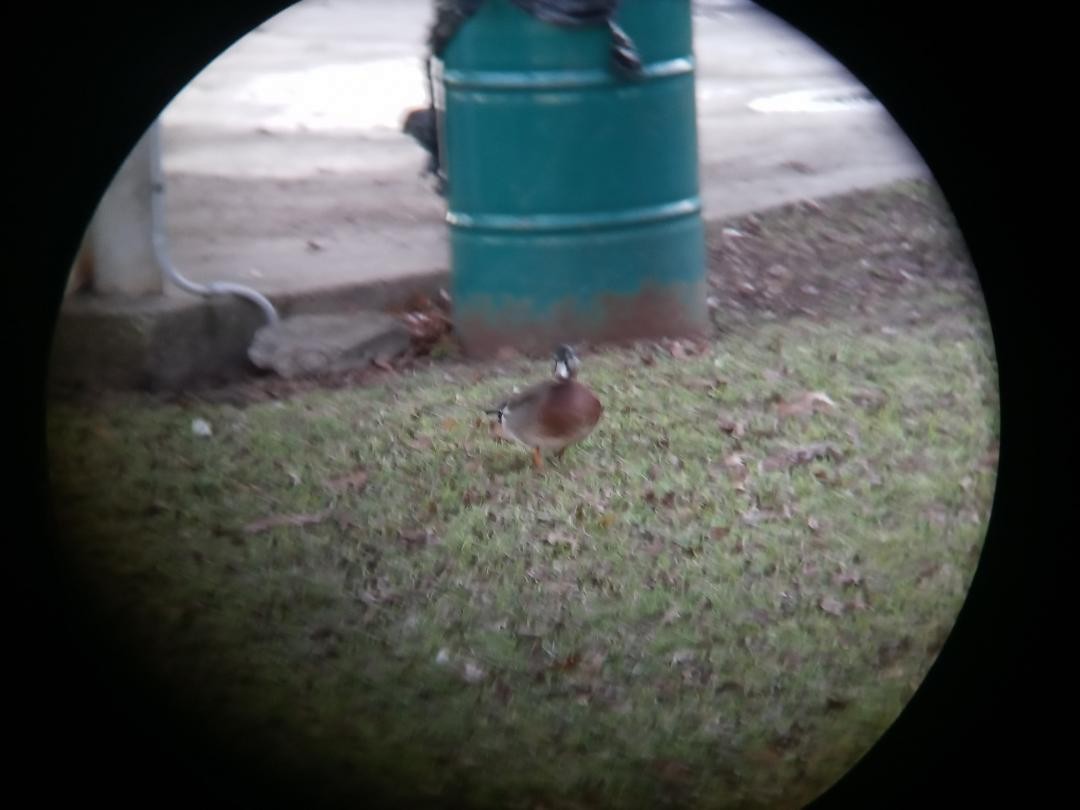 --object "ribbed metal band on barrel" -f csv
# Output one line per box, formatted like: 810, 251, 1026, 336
441, 56, 694, 90
447, 196, 701, 232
